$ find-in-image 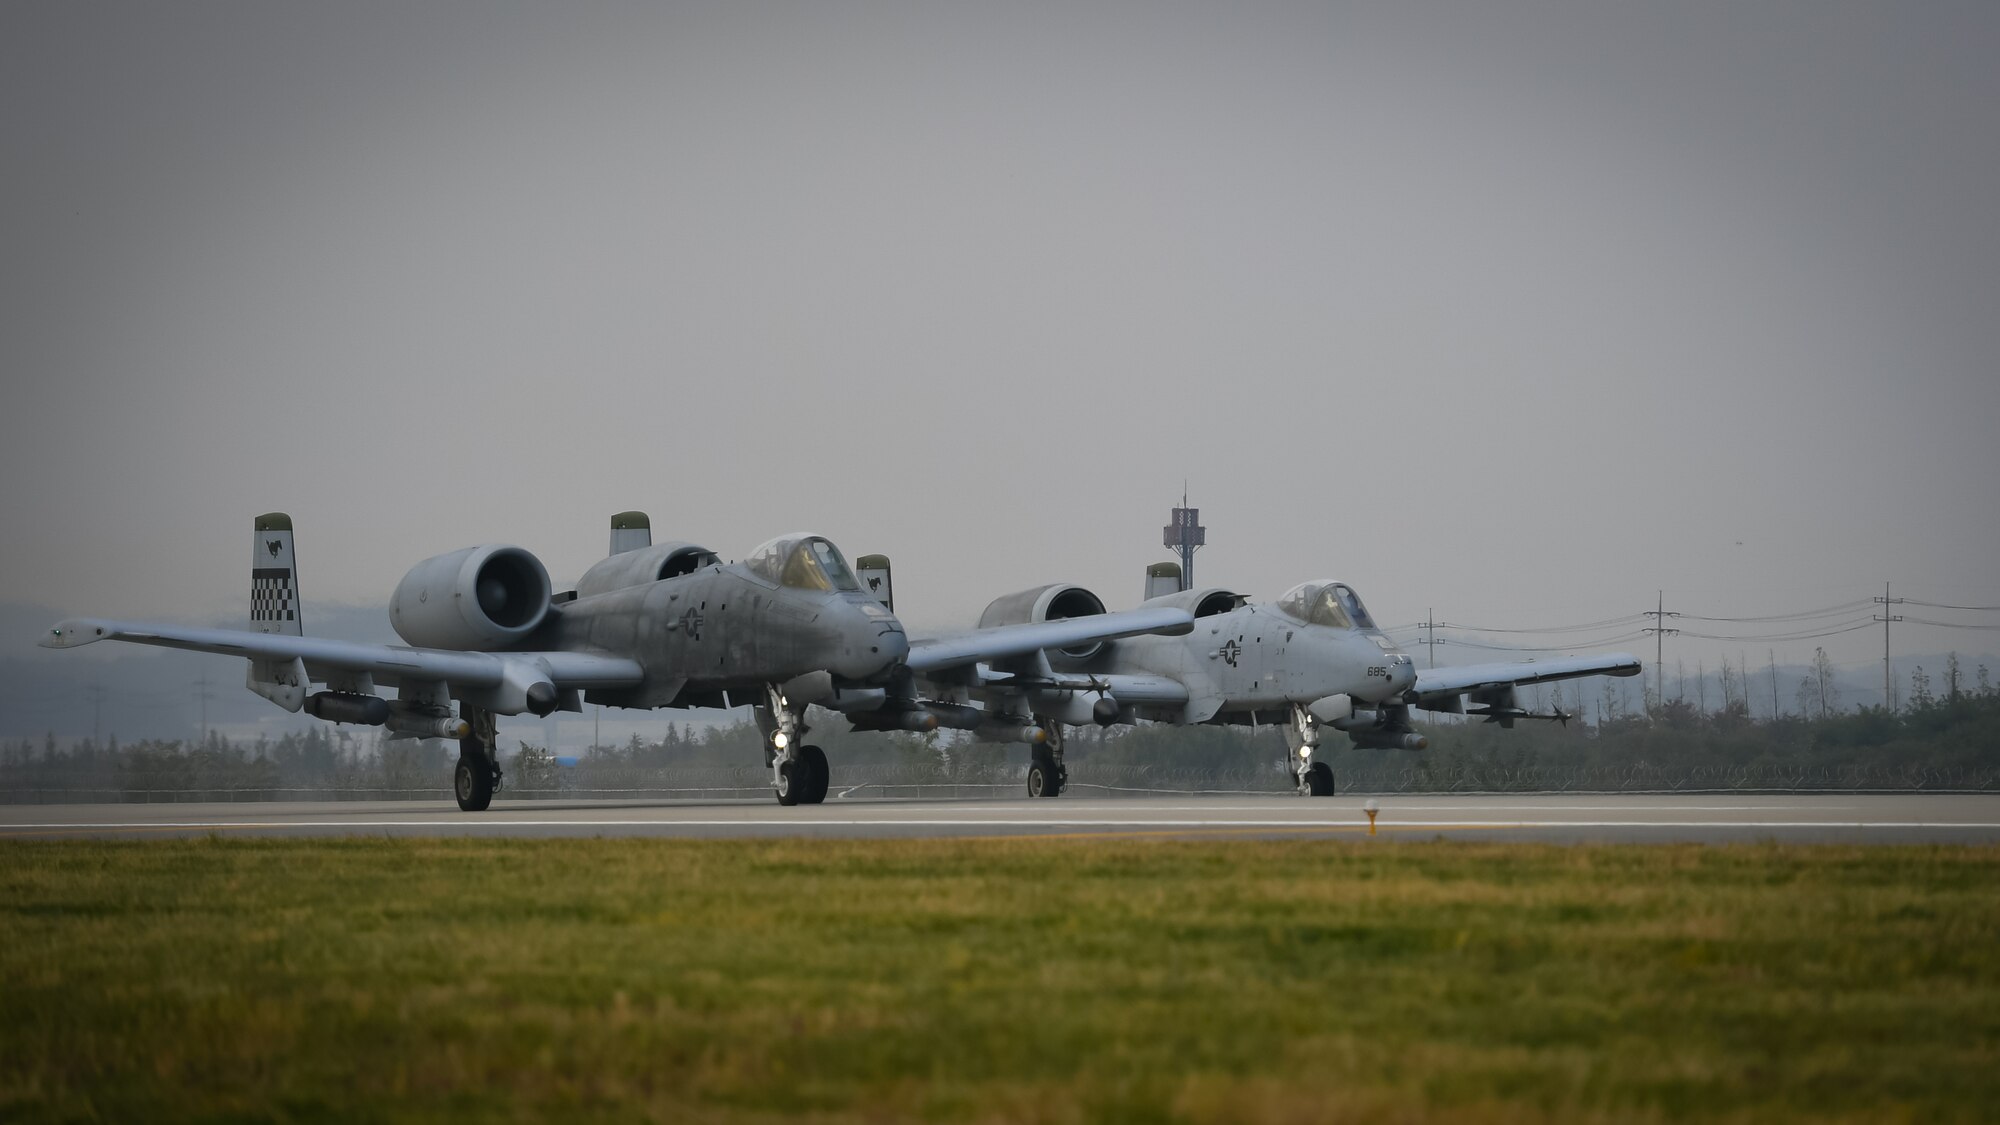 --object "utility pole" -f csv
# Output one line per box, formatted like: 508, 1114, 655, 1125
193, 672, 213, 747
1642, 590, 1679, 713
1769, 649, 1780, 720
1423, 607, 1439, 668
1874, 581, 1904, 712
83, 683, 107, 746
